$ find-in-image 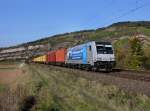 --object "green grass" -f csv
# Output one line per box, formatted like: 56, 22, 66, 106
0, 84, 7, 92
113, 37, 129, 48
0, 67, 17, 70
138, 27, 150, 36
0, 63, 150, 111
12, 64, 150, 111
